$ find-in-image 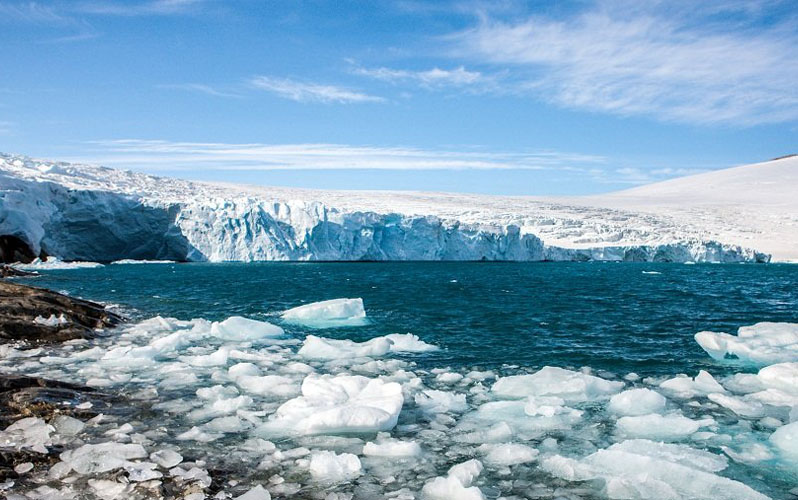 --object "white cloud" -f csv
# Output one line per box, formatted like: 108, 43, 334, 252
353, 65, 486, 88
452, 2, 798, 125
0, 2, 67, 23
249, 77, 384, 104
75, 139, 606, 172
